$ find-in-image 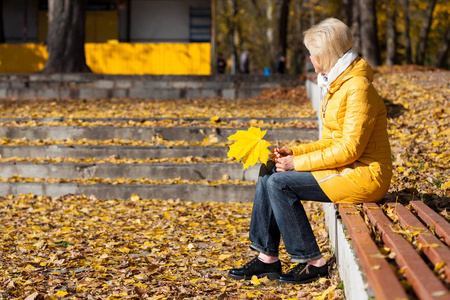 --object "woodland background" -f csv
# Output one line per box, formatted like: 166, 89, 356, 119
1, 0, 448, 74
215, 0, 450, 74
